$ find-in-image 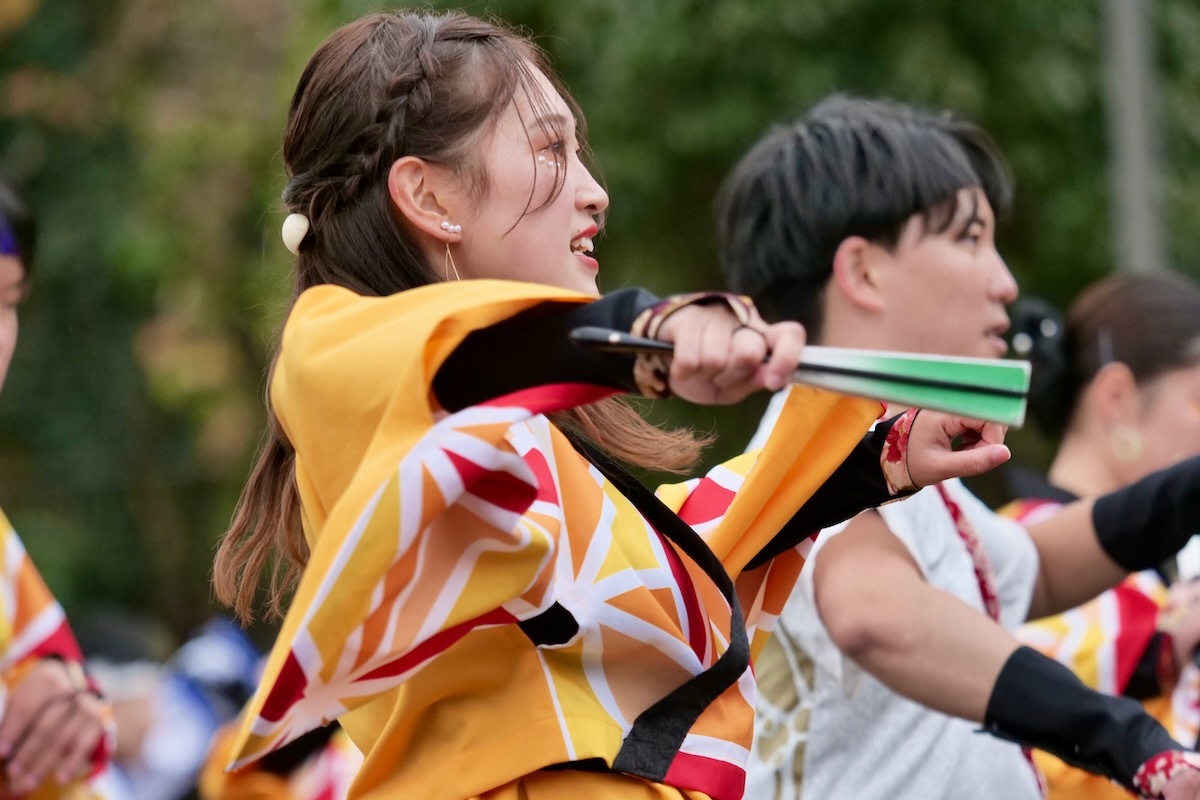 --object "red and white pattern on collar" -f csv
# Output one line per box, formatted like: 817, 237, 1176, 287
935, 484, 1002, 622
